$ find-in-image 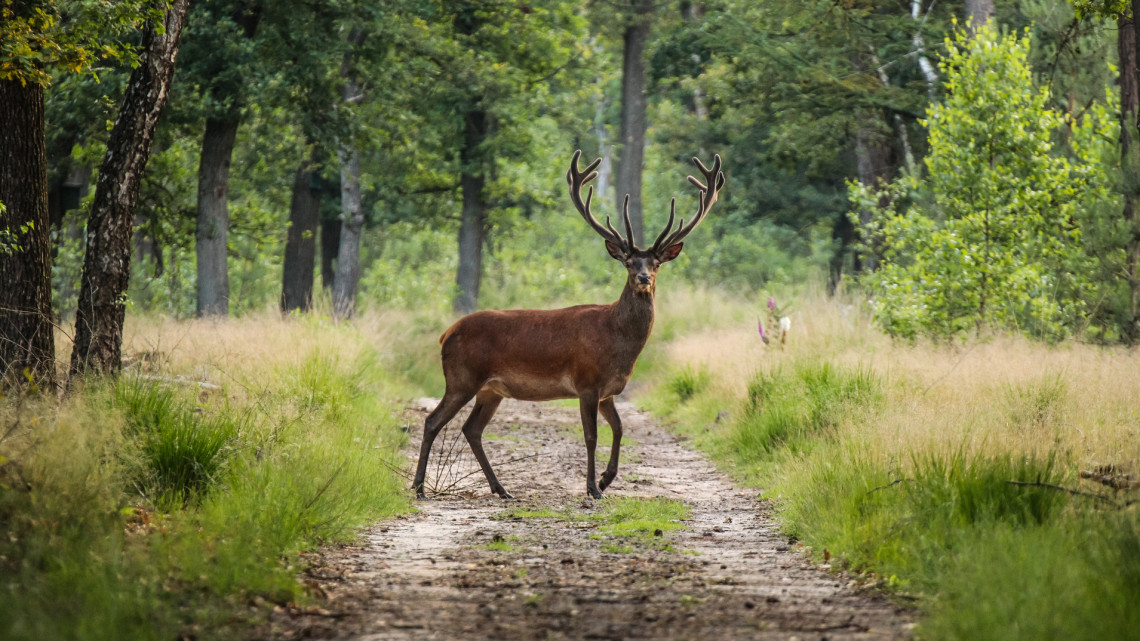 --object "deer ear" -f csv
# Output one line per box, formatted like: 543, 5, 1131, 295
605, 240, 626, 261
658, 243, 684, 263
